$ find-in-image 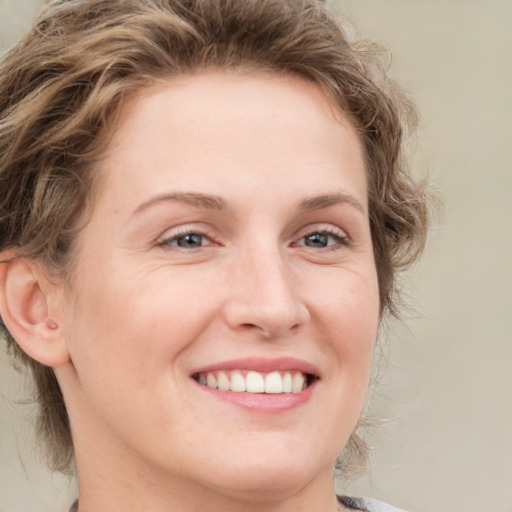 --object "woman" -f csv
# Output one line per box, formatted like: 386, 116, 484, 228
0, 1, 429, 511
